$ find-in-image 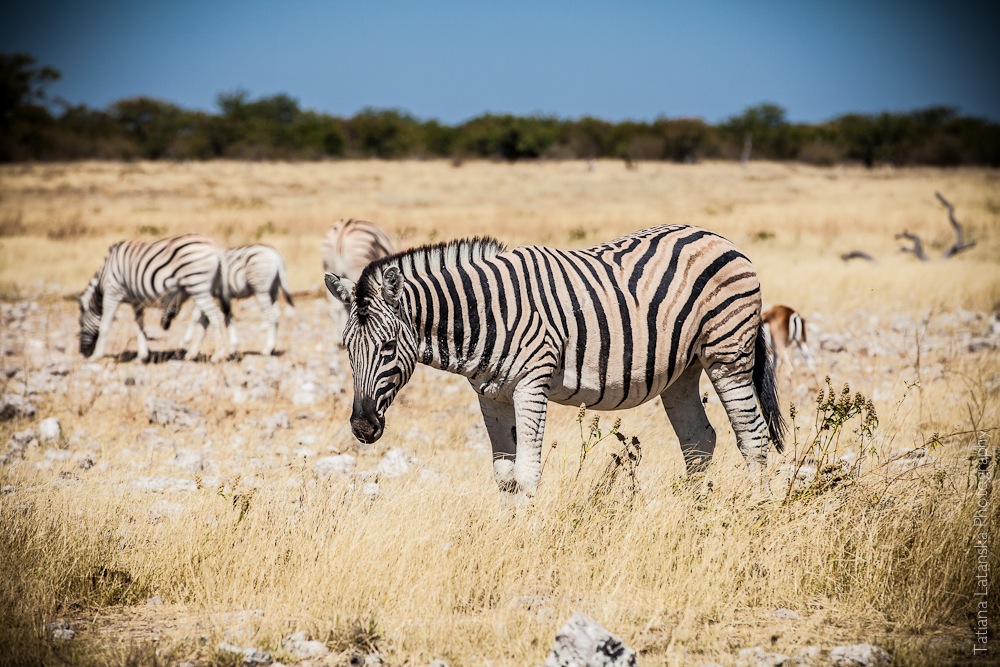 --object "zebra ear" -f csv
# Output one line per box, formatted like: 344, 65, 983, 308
381, 266, 403, 305
324, 272, 355, 305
